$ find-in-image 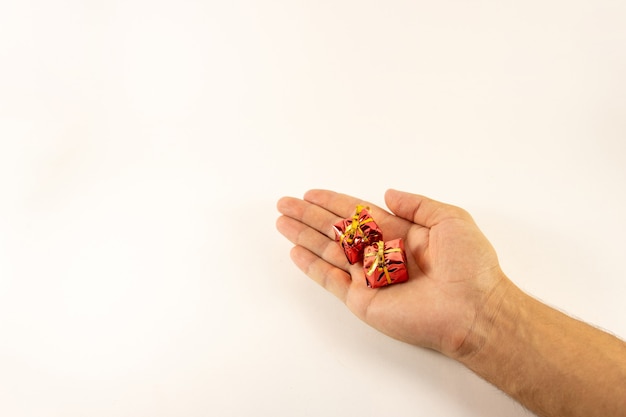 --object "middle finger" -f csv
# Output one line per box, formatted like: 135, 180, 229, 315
276, 215, 351, 270
277, 196, 343, 239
